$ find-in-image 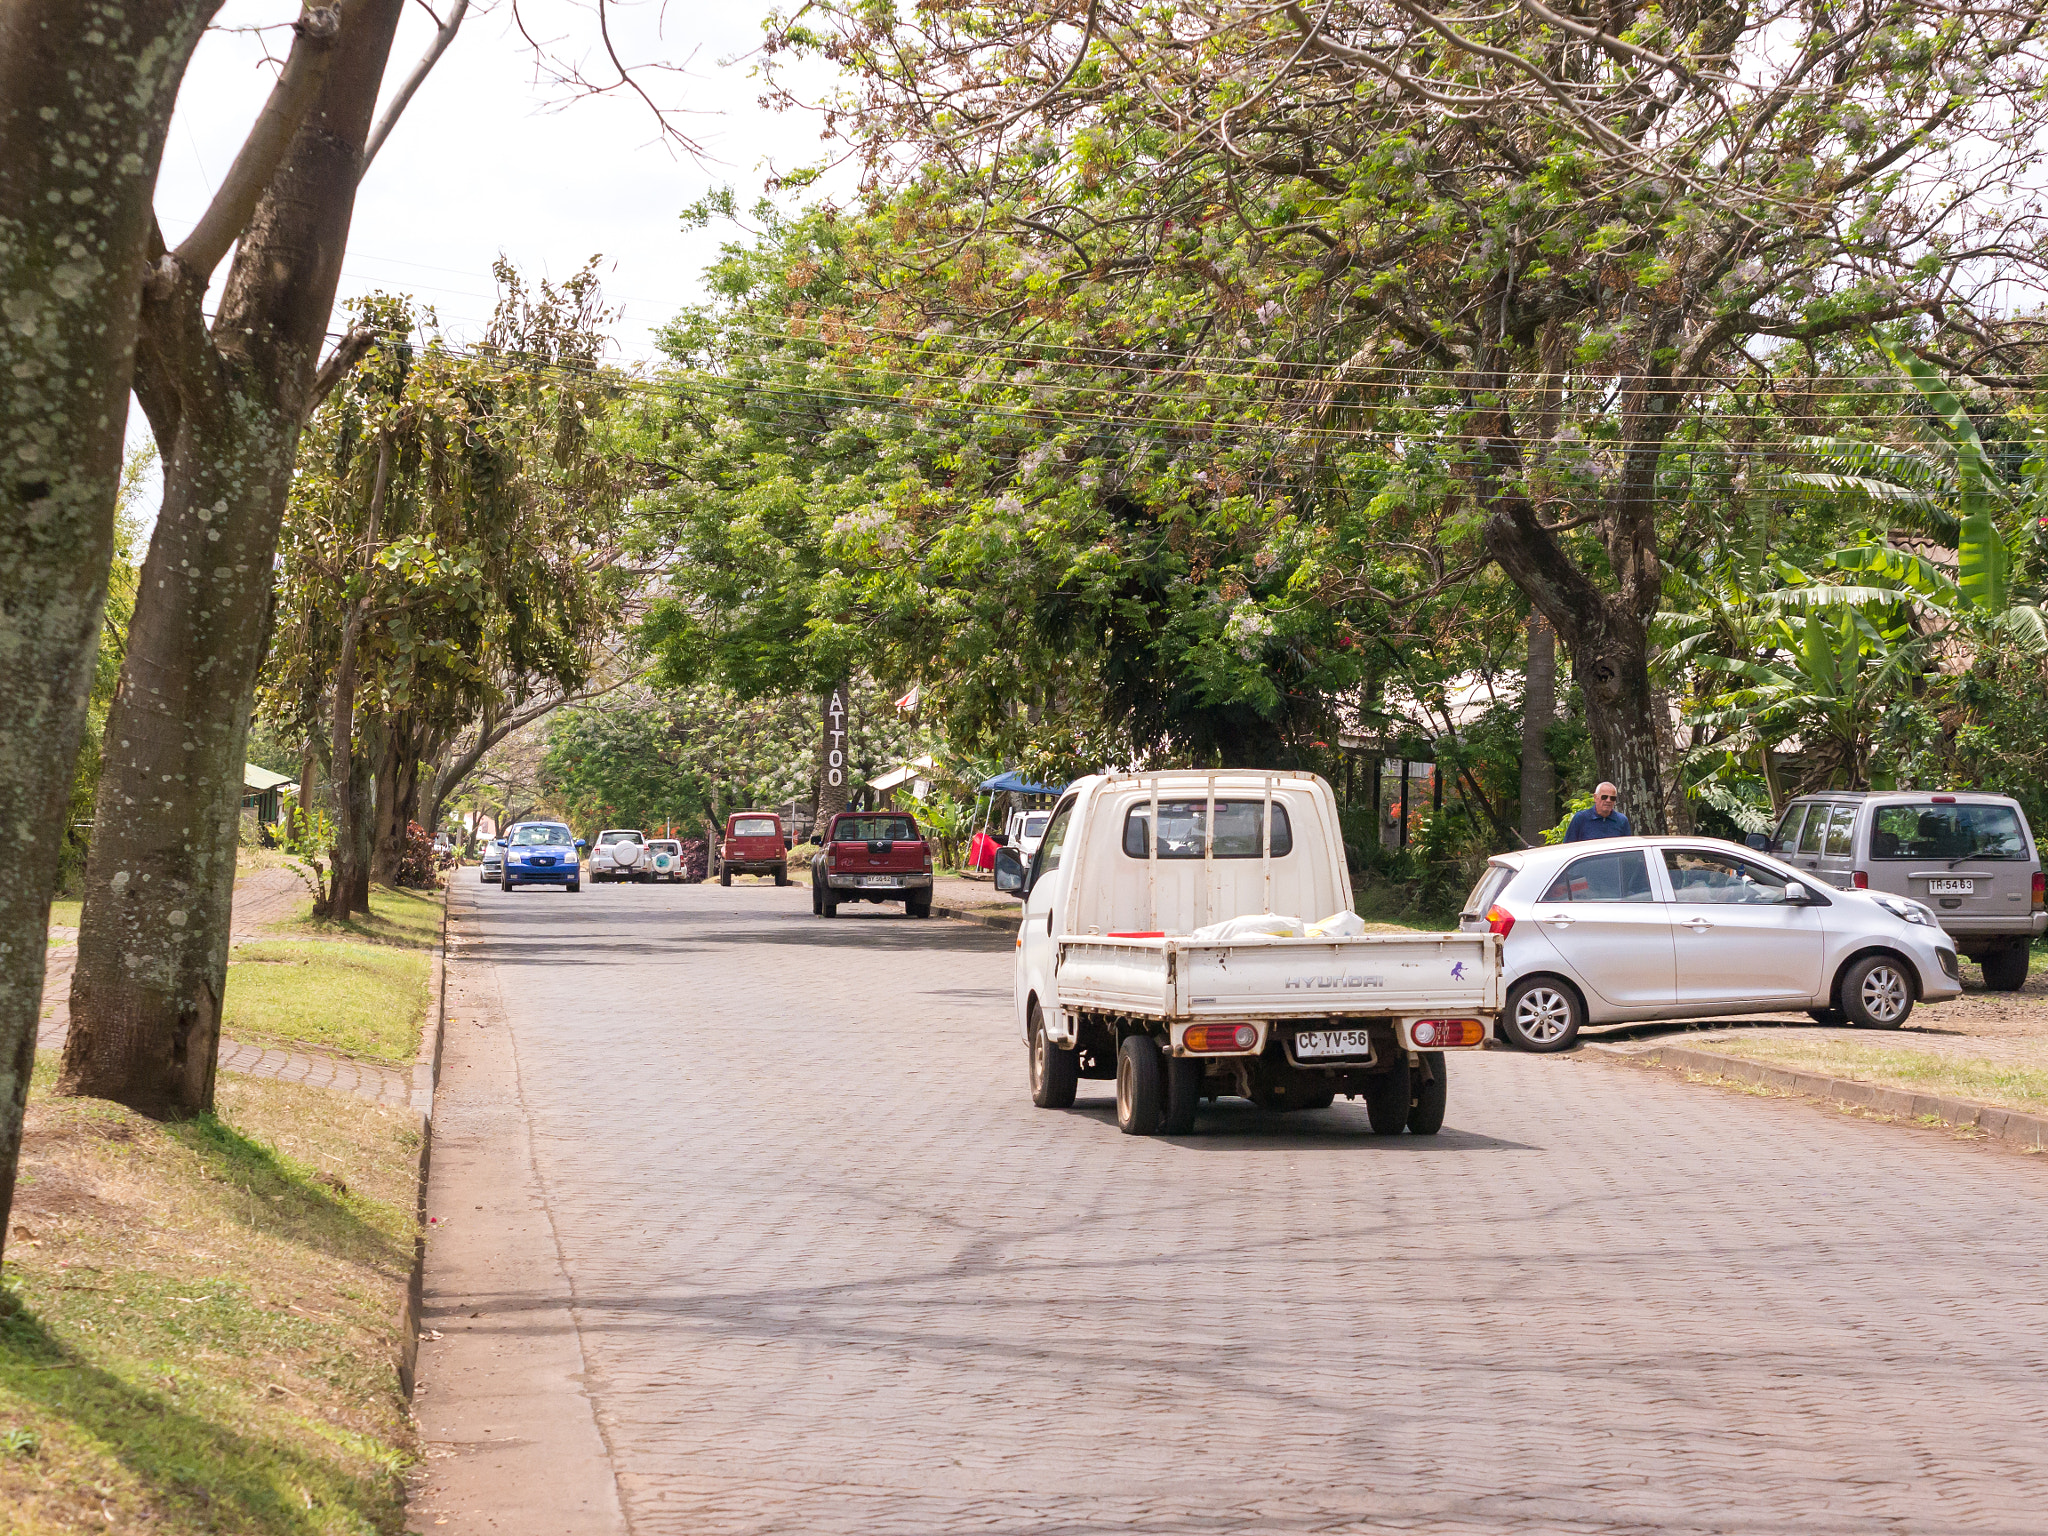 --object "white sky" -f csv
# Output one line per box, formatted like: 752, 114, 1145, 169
132, 0, 849, 510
